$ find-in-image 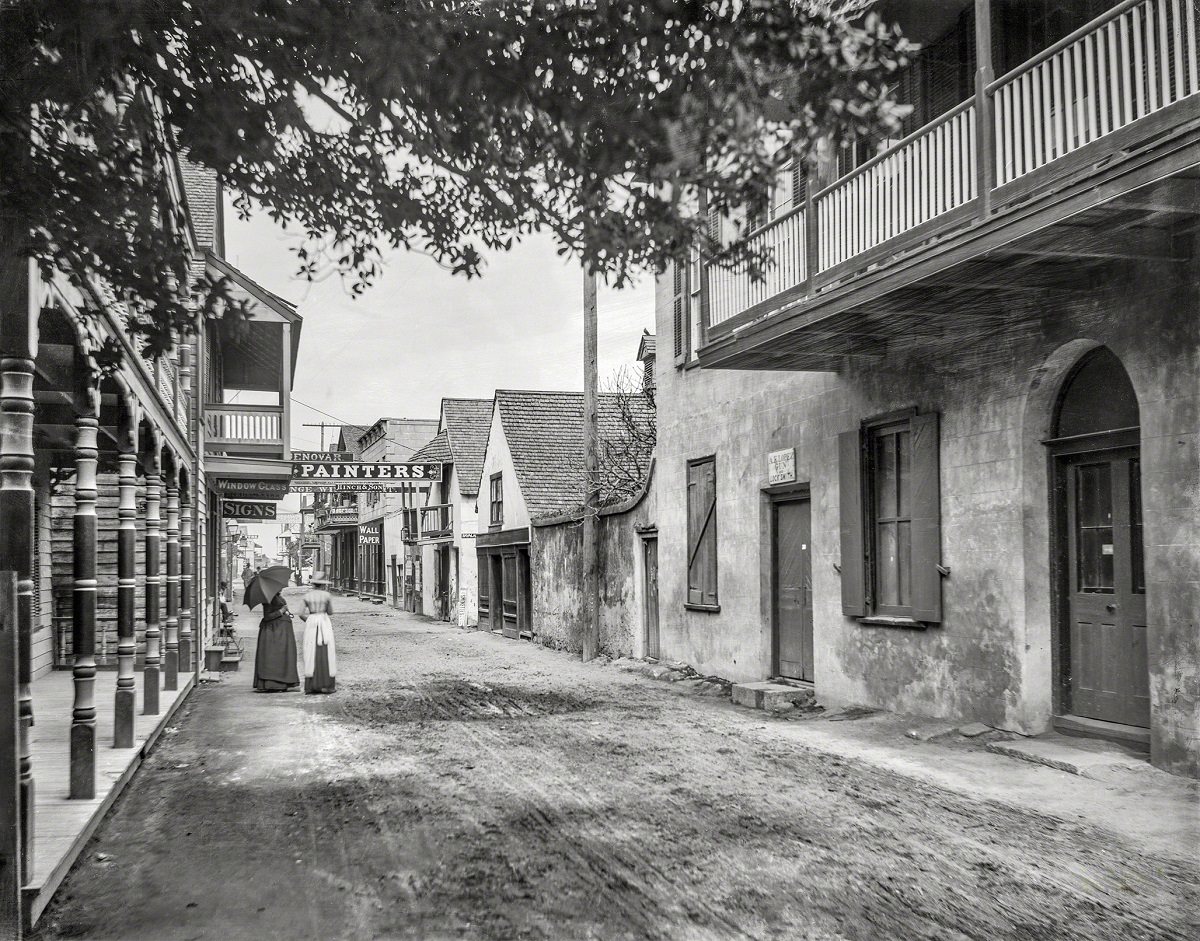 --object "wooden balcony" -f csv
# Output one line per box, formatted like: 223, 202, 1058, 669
699, 0, 1200, 370
203, 404, 286, 458
419, 504, 454, 543
313, 505, 358, 532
